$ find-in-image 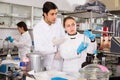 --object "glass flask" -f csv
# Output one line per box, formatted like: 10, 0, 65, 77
79, 64, 111, 80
